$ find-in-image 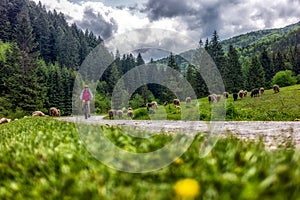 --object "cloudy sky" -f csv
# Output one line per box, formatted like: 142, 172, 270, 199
32, 0, 300, 43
